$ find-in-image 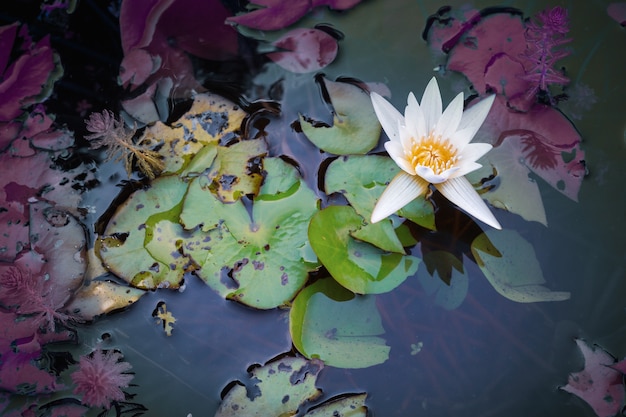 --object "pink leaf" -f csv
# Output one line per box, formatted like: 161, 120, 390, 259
267, 28, 338, 73
119, 0, 237, 95
0, 23, 19, 74
476, 96, 586, 201
226, 0, 311, 31
610, 358, 626, 374
446, 13, 528, 96
561, 339, 625, 417
0, 35, 55, 121
226, 0, 362, 31
607, 2, 626, 26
